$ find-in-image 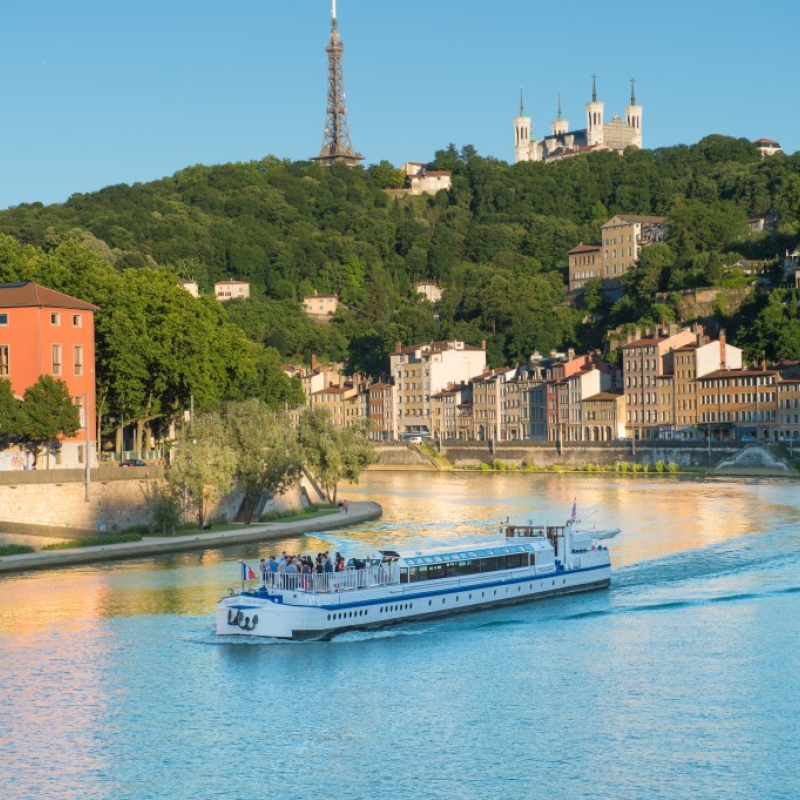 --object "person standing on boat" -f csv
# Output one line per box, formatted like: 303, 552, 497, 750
259, 559, 267, 586
324, 552, 333, 573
